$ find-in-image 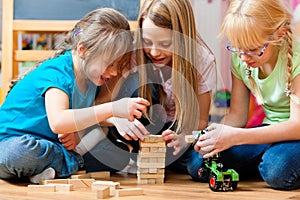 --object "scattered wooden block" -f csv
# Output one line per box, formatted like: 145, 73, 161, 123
39, 179, 68, 185
92, 181, 120, 196
70, 174, 91, 179
88, 171, 110, 180
53, 184, 74, 192
96, 186, 110, 199
114, 188, 144, 197
68, 179, 95, 189
27, 184, 55, 192
72, 170, 87, 175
